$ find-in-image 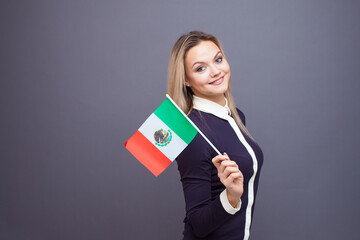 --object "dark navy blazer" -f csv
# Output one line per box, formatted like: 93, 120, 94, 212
176, 109, 263, 240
